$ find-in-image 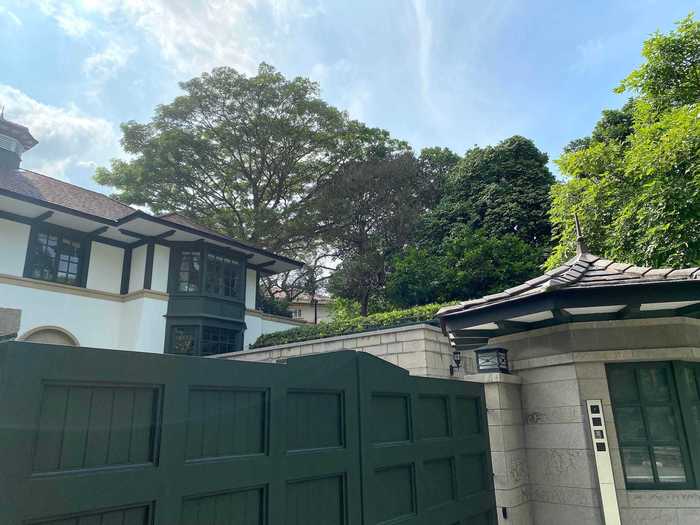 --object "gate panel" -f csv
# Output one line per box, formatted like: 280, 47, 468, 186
356, 354, 496, 525
0, 343, 494, 525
